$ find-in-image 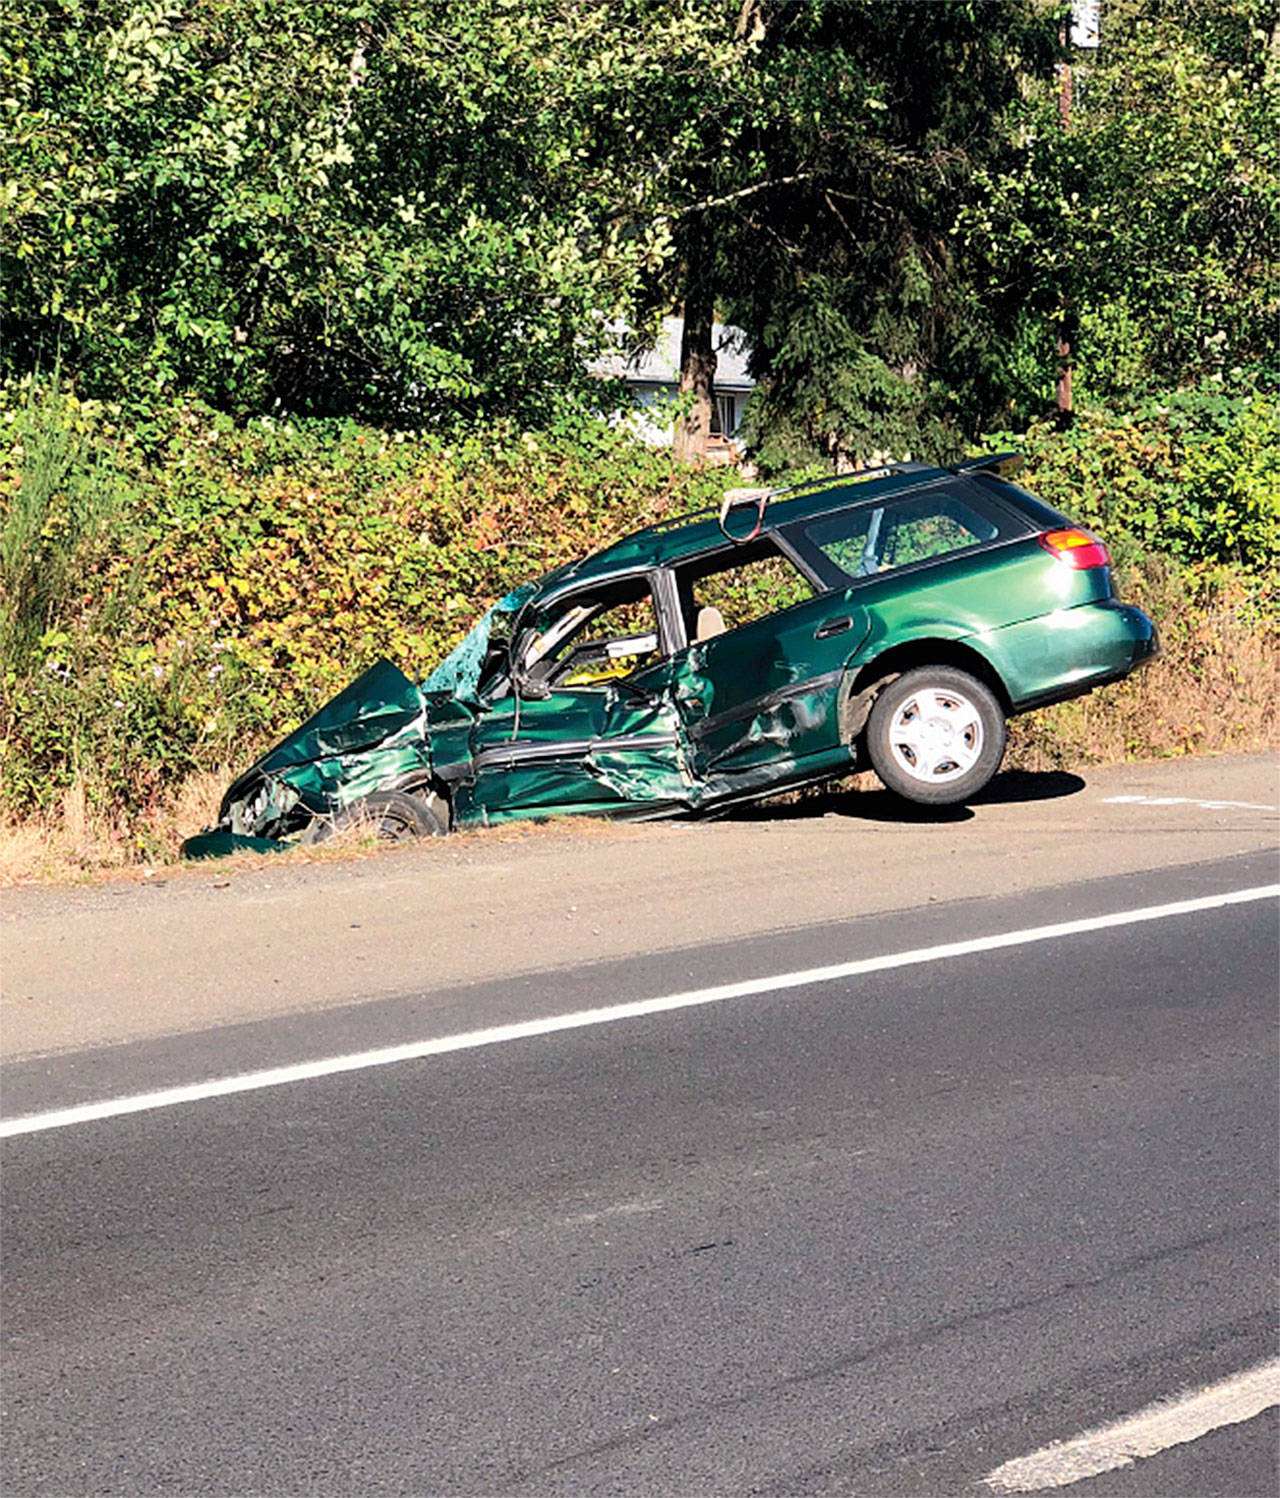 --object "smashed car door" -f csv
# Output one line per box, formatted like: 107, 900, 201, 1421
459, 576, 693, 822
667, 538, 870, 793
